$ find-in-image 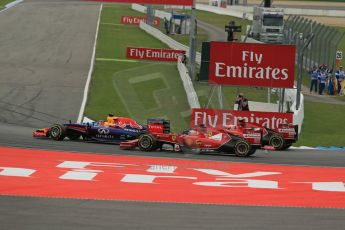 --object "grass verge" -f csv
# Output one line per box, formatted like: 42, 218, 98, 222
85, 4, 190, 132
0, 0, 15, 9
296, 101, 345, 147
